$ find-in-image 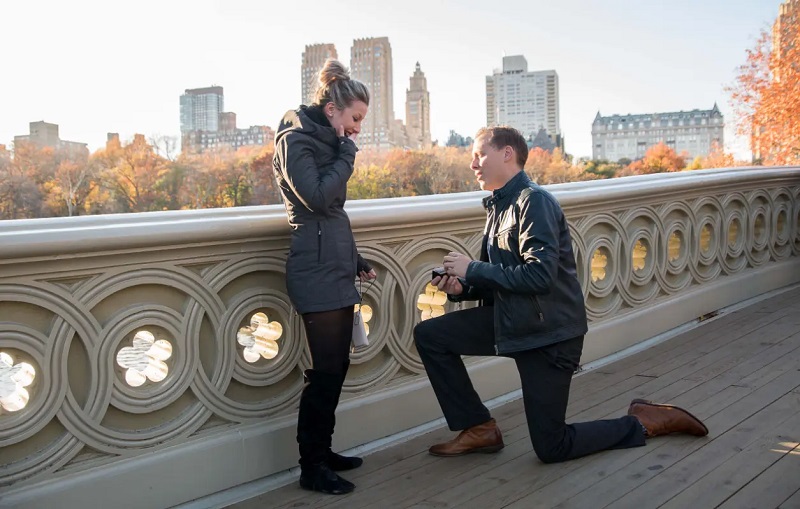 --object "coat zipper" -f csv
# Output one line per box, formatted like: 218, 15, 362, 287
317, 222, 322, 263
532, 295, 544, 322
